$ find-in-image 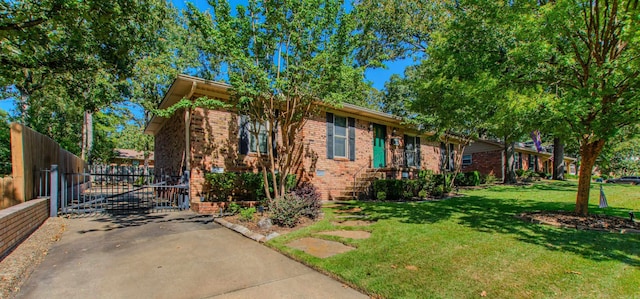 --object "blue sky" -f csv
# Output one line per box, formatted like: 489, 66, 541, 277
0, 0, 413, 115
